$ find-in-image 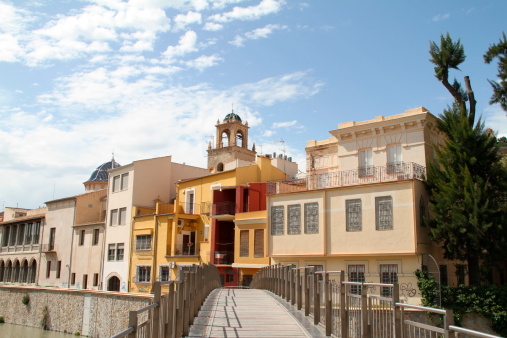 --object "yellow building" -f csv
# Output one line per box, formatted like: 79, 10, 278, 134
128, 112, 298, 292
267, 107, 455, 304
